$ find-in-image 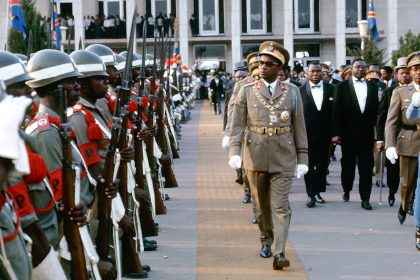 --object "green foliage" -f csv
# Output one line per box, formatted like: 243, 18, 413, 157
347, 38, 386, 67
391, 31, 420, 66
7, 0, 49, 54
